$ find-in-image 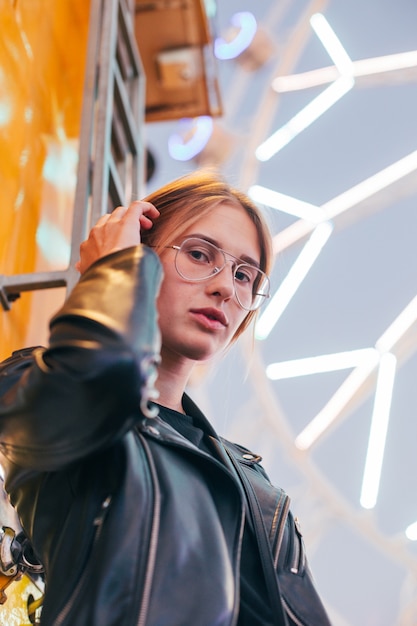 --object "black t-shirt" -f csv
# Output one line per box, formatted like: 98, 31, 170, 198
157, 402, 274, 626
